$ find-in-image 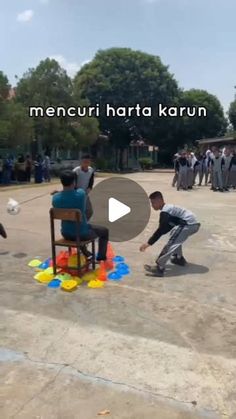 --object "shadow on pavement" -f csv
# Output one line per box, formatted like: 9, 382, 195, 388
165, 263, 209, 278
